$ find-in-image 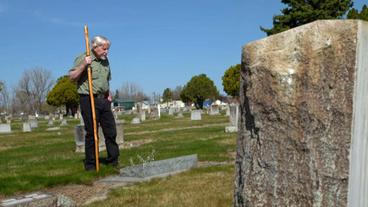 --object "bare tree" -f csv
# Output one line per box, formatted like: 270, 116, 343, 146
172, 85, 183, 100
0, 81, 10, 113
14, 68, 54, 114
118, 82, 148, 102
